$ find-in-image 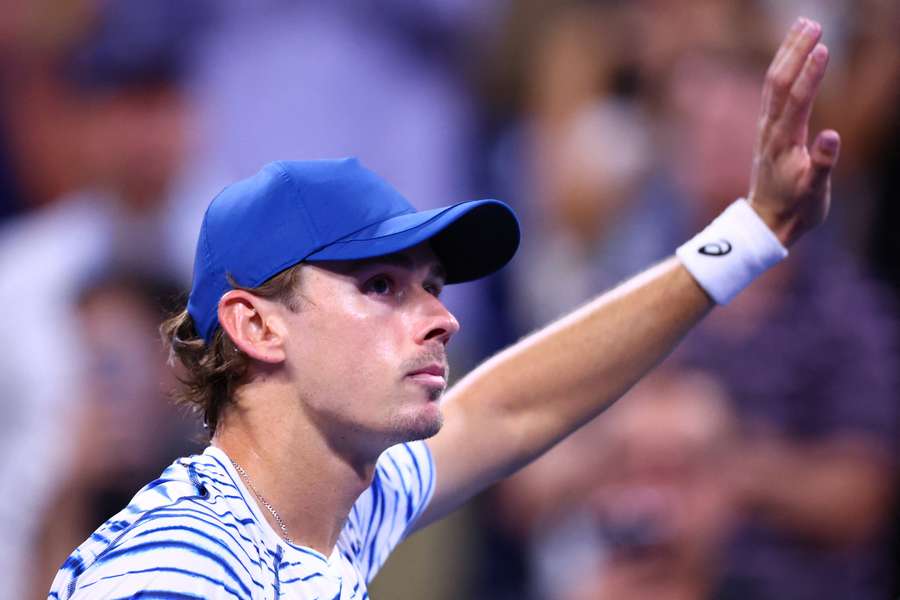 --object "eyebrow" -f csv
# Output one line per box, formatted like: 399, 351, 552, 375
346, 253, 447, 282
